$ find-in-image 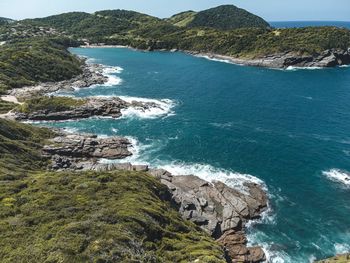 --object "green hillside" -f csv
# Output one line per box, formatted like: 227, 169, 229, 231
0, 119, 226, 263
187, 5, 270, 30
0, 38, 82, 94
0, 17, 14, 25
166, 11, 196, 27
23, 10, 162, 41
